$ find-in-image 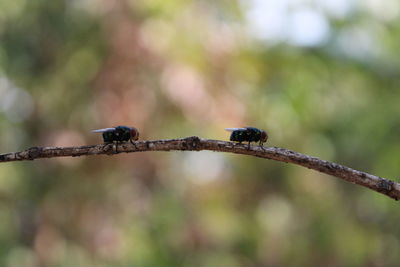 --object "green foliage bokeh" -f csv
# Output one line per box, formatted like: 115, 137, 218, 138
0, 0, 400, 266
